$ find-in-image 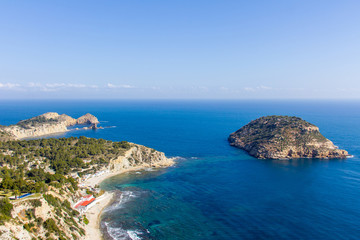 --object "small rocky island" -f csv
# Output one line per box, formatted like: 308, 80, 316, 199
228, 115, 349, 159
0, 112, 100, 140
